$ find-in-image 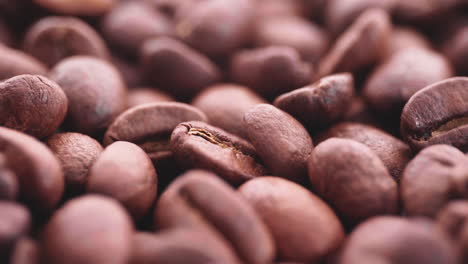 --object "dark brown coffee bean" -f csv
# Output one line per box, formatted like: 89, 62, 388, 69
87, 141, 157, 219
155, 170, 275, 264
192, 84, 266, 139
363, 47, 453, 116
387, 27, 431, 56
127, 87, 174, 109
274, 73, 354, 130
308, 138, 398, 225
253, 16, 329, 64
319, 9, 391, 77
0, 45, 47, 81
238, 177, 344, 262
50, 56, 127, 135
243, 104, 313, 182
400, 77, 468, 152
42, 195, 133, 264
339, 216, 458, 264
401, 145, 468, 217
141, 37, 220, 100
131, 230, 242, 264
0, 153, 18, 200
9, 238, 39, 264
46, 132, 103, 194
170, 121, 266, 185
437, 201, 468, 263
102, 1, 173, 57
33, 0, 117, 16
325, 0, 396, 35
318, 122, 412, 181
23, 16, 110, 67
443, 24, 468, 75
0, 202, 30, 260
0, 75, 67, 139
175, 0, 254, 57
0, 127, 64, 211
230, 46, 312, 100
